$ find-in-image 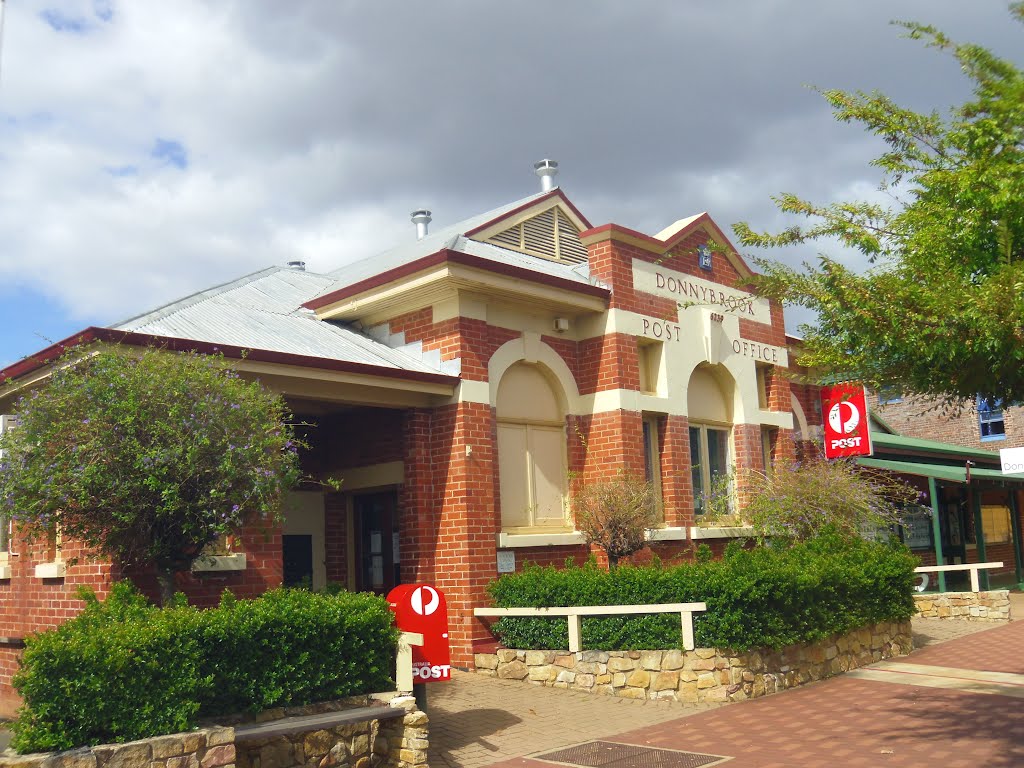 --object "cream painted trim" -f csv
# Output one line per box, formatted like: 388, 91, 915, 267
454, 378, 491, 405
489, 336, 581, 412
34, 561, 66, 579
647, 527, 688, 542
689, 526, 756, 540
758, 410, 795, 429
0, 564, 9, 579
236, 360, 454, 397
191, 553, 247, 573
791, 393, 810, 440
498, 531, 586, 548
328, 461, 404, 491
314, 265, 452, 321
